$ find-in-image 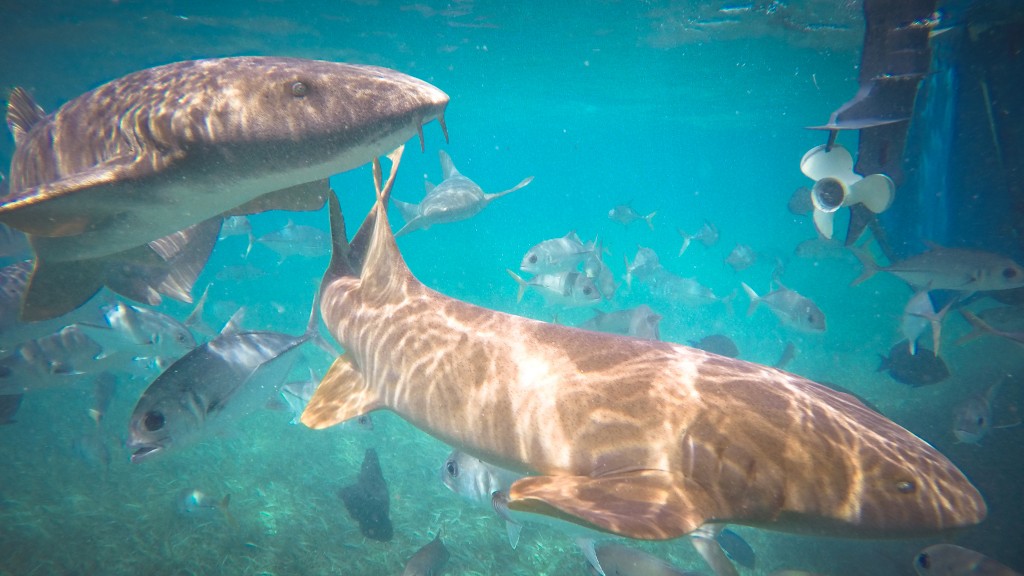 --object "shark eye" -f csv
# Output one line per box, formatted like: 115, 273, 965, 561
143, 410, 165, 432
445, 459, 459, 478
290, 81, 308, 98
895, 480, 916, 494
1003, 267, 1019, 280
917, 553, 931, 570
